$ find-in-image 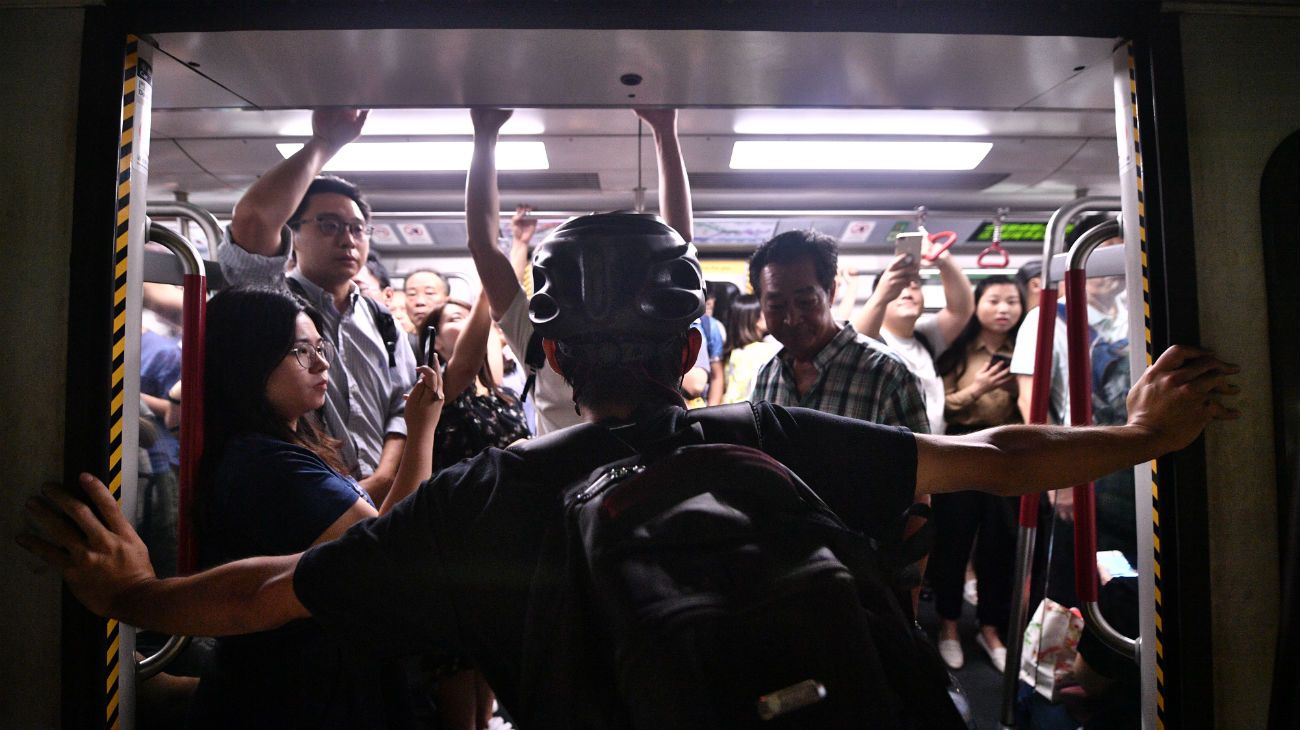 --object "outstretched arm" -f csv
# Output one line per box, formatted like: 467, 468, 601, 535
467, 109, 526, 320
914, 346, 1240, 497
19, 474, 308, 636
228, 109, 368, 255
635, 109, 693, 242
